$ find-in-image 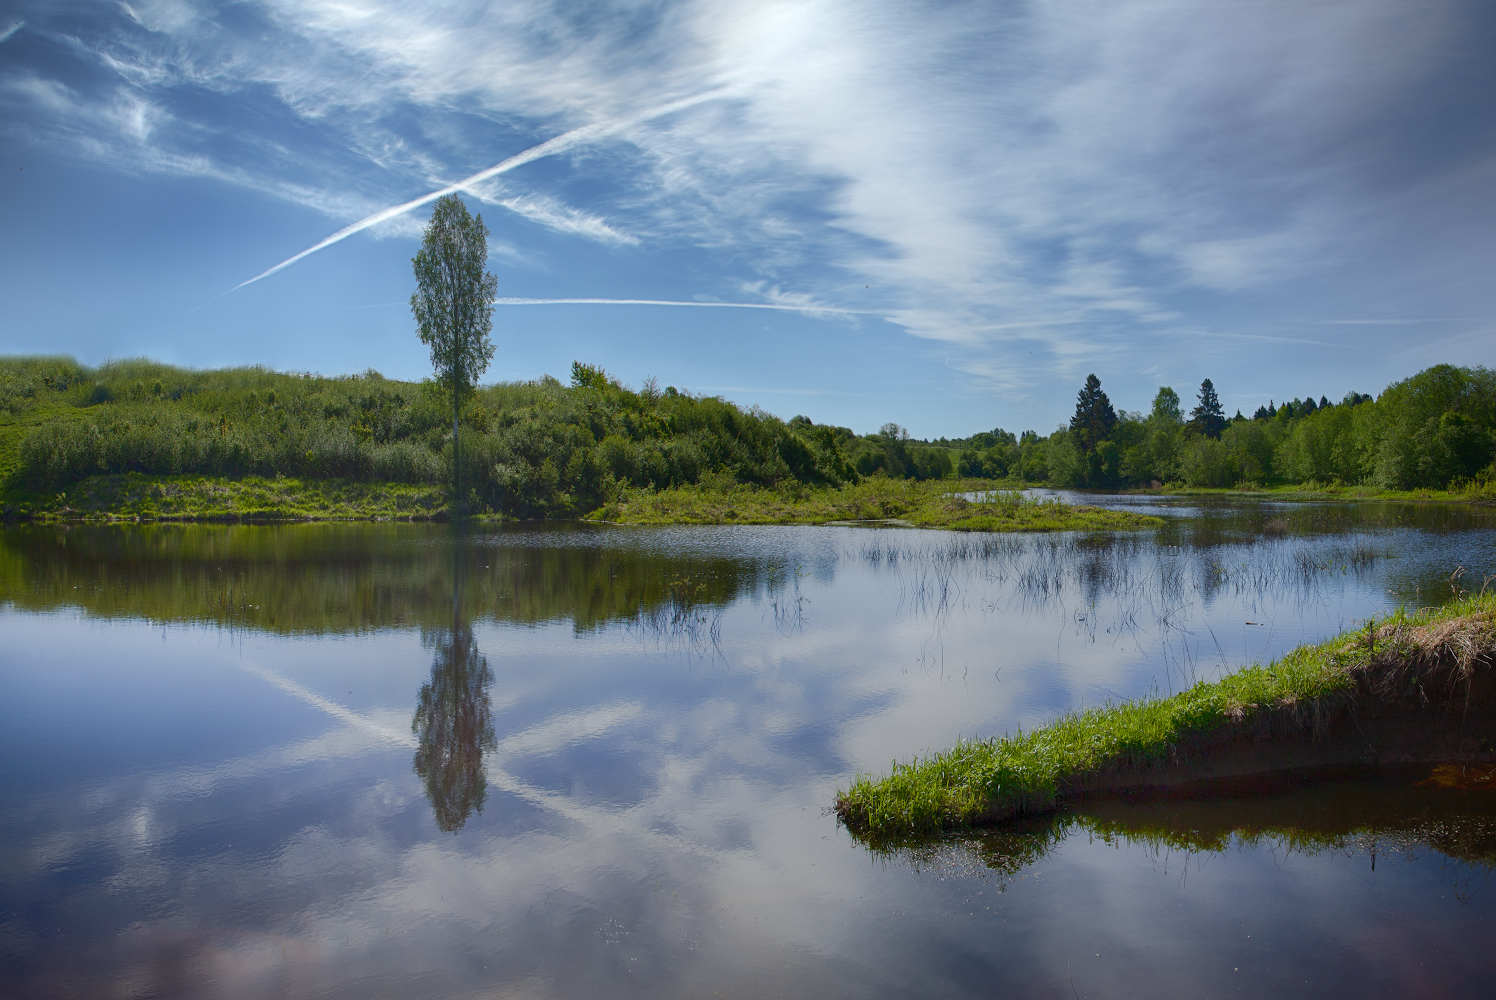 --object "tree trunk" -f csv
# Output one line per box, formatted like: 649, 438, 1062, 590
452, 368, 460, 516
